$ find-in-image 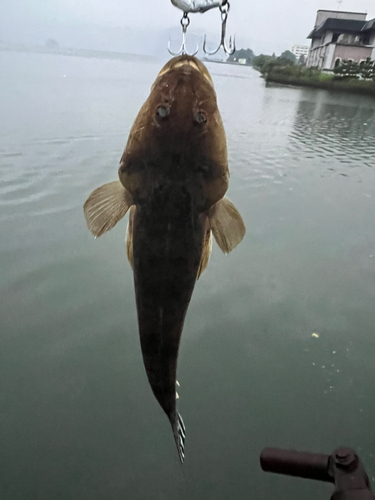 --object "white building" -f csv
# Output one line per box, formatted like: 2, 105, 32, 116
291, 45, 310, 58
306, 10, 375, 70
